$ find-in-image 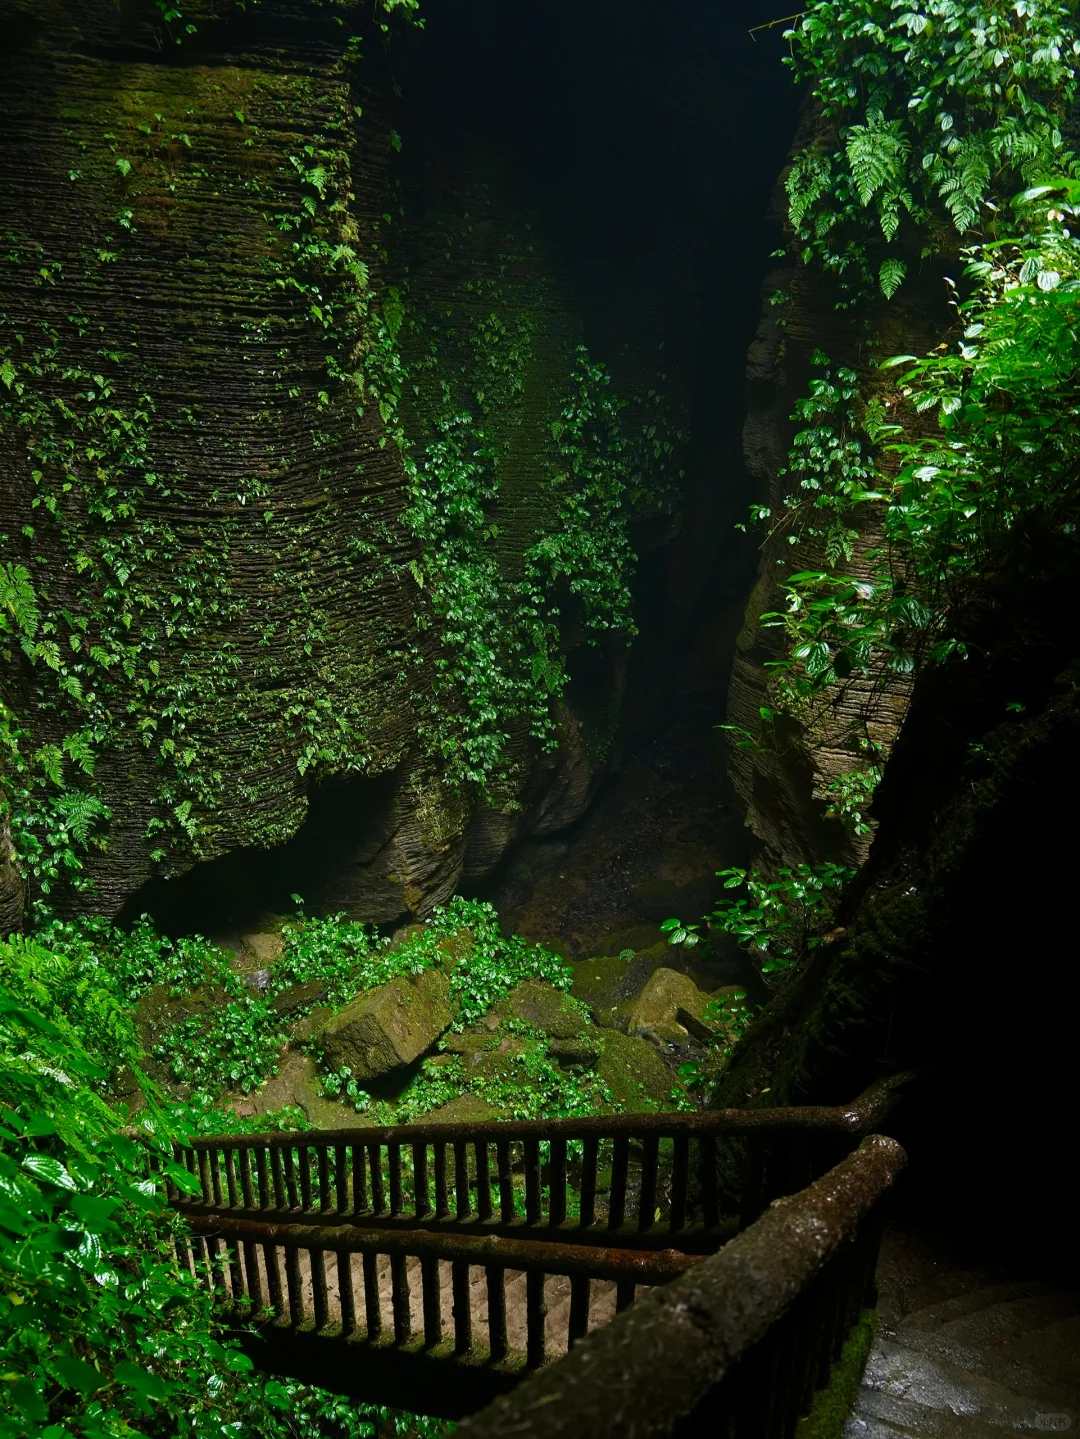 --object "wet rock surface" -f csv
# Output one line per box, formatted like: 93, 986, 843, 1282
847, 1224, 1080, 1437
